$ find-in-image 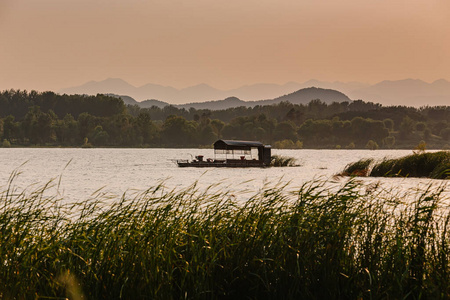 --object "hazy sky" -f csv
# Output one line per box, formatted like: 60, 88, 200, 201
1, 0, 449, 91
